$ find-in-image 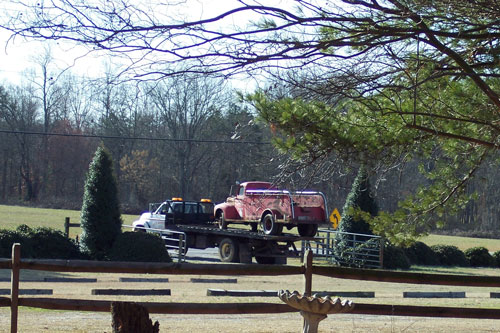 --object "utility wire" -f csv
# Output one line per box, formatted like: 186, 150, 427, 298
0, 129, 271, 145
